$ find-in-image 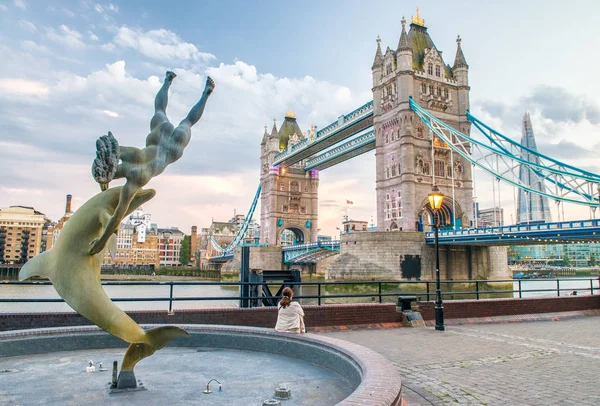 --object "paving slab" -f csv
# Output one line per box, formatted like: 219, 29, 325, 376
320, 317, 600, 405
